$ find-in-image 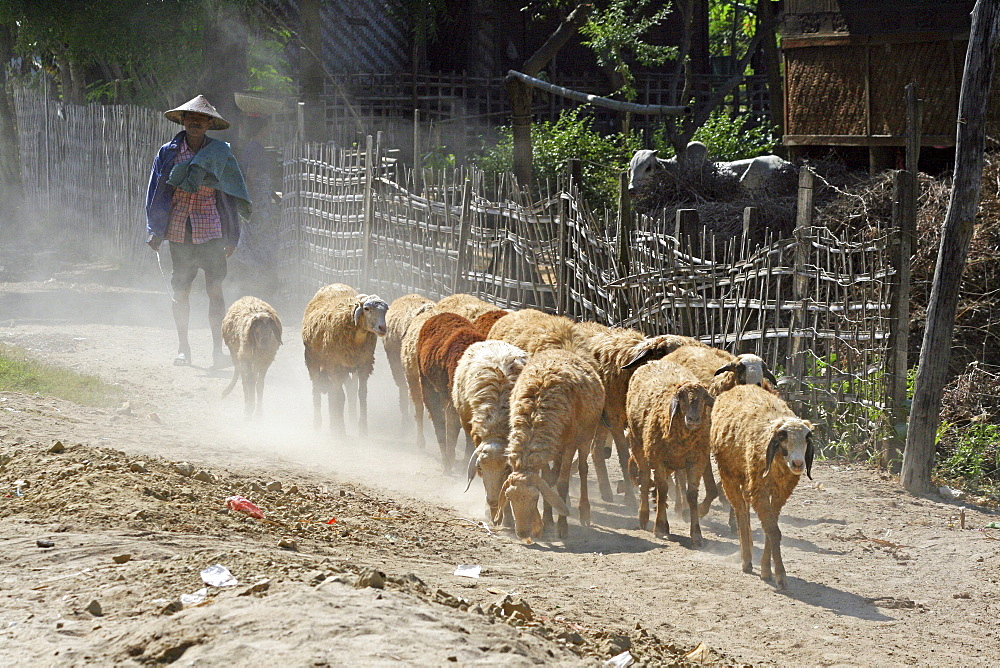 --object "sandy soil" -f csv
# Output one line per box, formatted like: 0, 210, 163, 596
1, 248, 999, 667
